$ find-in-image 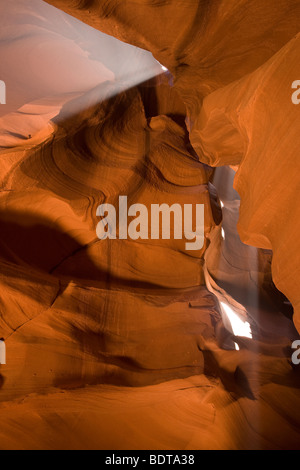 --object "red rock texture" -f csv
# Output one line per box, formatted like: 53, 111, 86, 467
0, 0, 300, 450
